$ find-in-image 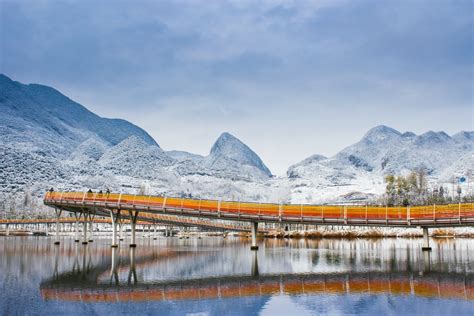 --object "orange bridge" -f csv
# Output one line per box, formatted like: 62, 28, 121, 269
43, 191, 474, 250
